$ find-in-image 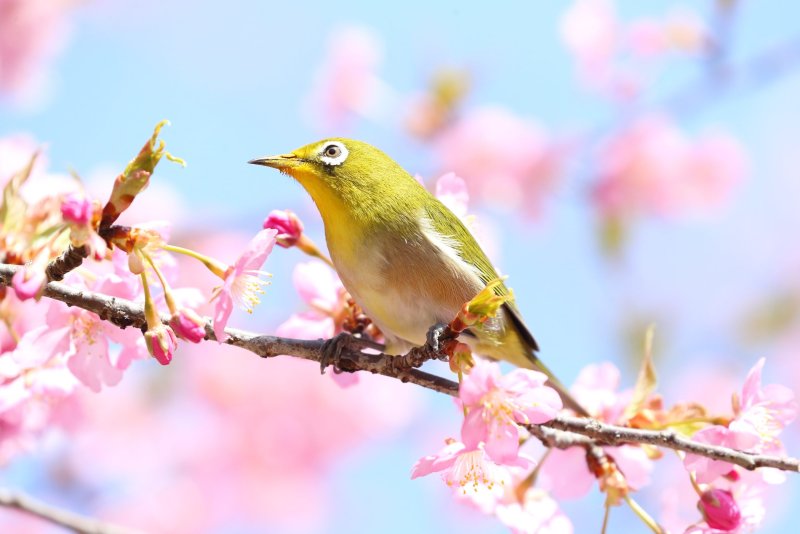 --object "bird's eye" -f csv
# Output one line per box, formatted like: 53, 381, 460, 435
324, 145, 341, 158
319, 142, 349, 166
